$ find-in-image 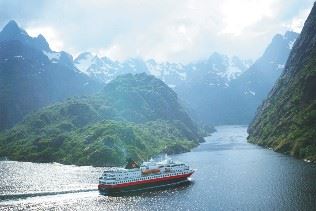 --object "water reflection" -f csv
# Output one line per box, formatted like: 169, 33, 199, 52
0, 125, 315, 210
